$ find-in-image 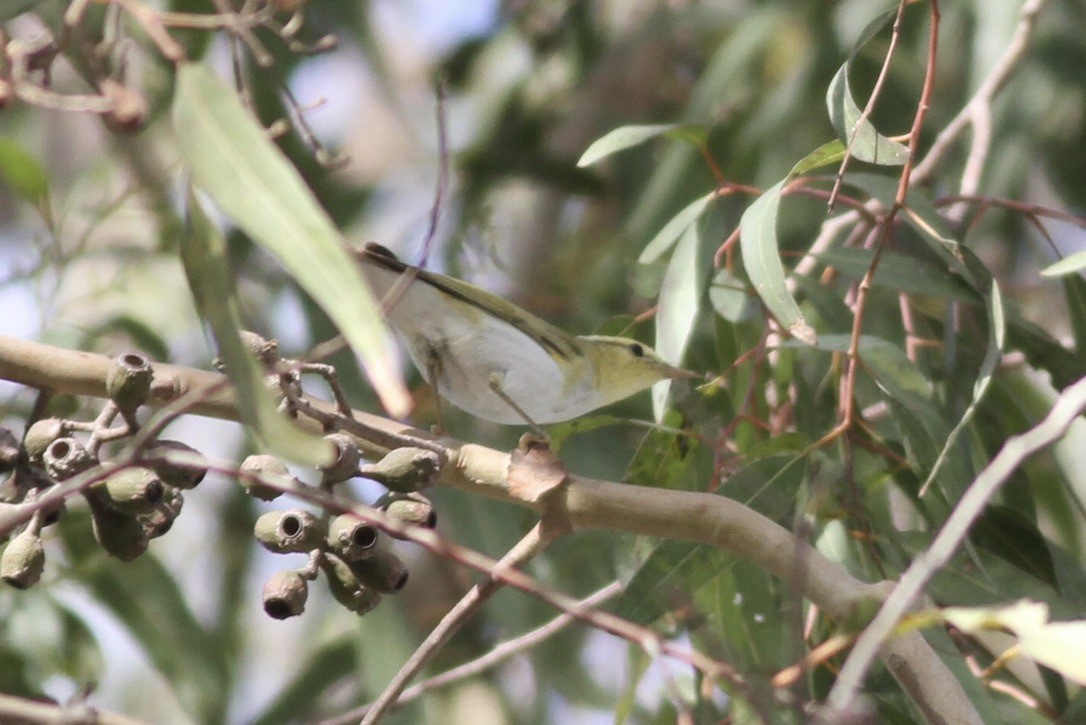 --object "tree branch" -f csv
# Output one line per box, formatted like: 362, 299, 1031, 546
0, 334, 979, 723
